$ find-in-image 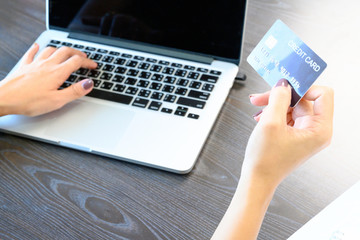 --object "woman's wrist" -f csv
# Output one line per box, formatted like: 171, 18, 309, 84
0, 81, 15, 116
